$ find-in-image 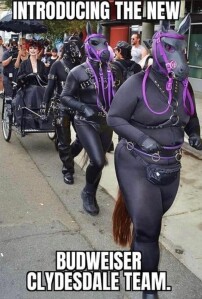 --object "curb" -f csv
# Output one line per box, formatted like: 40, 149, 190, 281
182, 141, 202, 160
